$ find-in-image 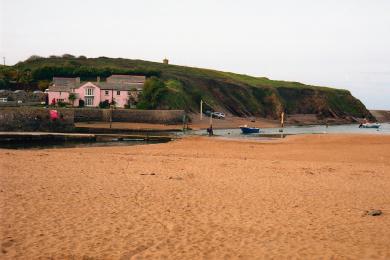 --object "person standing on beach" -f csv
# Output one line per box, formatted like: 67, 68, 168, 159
207, 125, 214, 136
